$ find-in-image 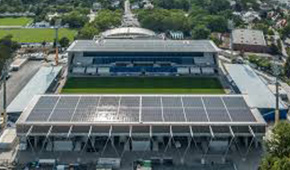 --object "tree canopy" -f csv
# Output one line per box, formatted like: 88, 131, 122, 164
191, 25, 210, 39
138, 9, 189, 32
61, 11, 89, 28
92, 9, 122, 31
260, 121, 290, 170
0, 35, 19, 74
77, 10, 122, 39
